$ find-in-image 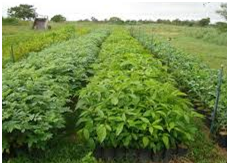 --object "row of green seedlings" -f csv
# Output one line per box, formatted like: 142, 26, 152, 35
76, 29, 202, 161
3, 25, 88, 67
131, 28, 227, 143
2, 29, 110, 154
